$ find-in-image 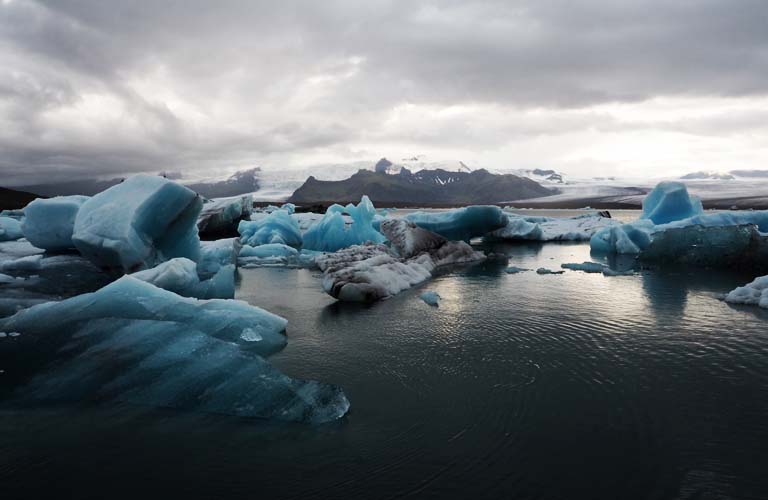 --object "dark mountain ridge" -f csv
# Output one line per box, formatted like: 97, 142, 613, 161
289, 168, 555, 205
